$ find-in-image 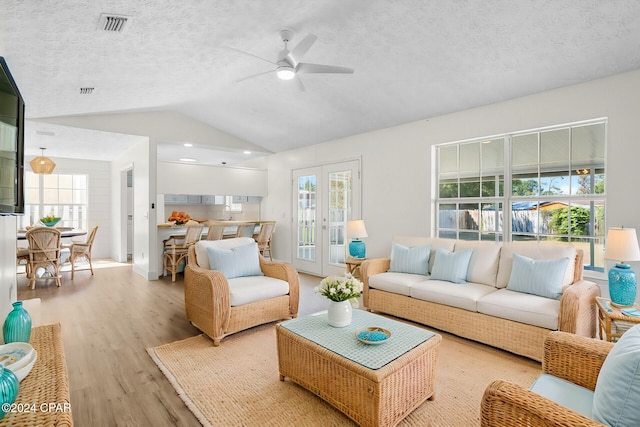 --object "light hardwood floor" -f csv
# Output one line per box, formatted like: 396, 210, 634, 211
17, 261, 326, 426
